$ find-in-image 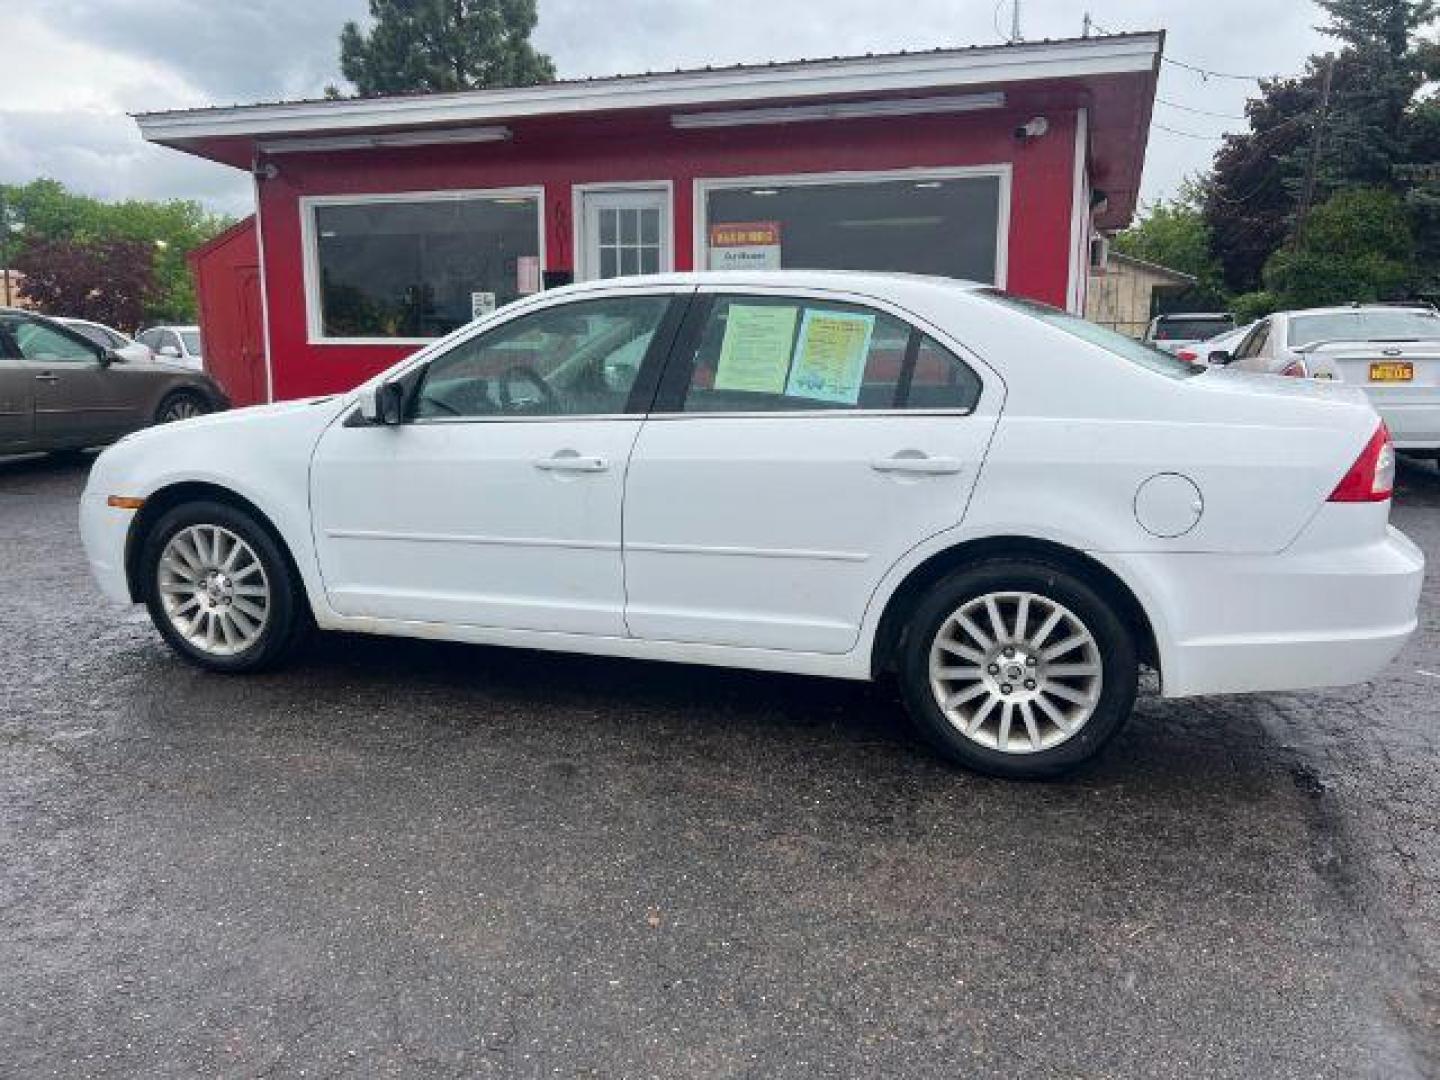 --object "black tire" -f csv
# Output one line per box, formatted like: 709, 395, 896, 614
896, 559, 1139, 779
139, 500, 310, 673
154, 389, 212, 425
